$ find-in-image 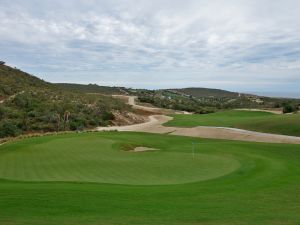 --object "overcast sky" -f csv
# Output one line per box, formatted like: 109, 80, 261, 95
1, 0, 300, 95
